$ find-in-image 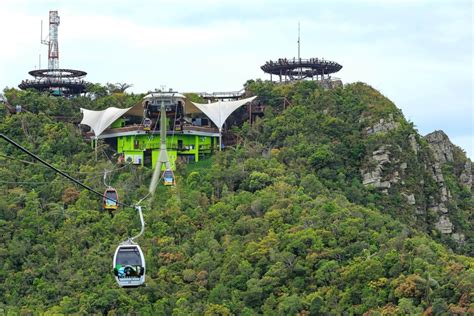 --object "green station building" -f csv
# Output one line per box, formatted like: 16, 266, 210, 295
81, 92, 223, 170
80, 91, 257, 170
113, 123, 218, 169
